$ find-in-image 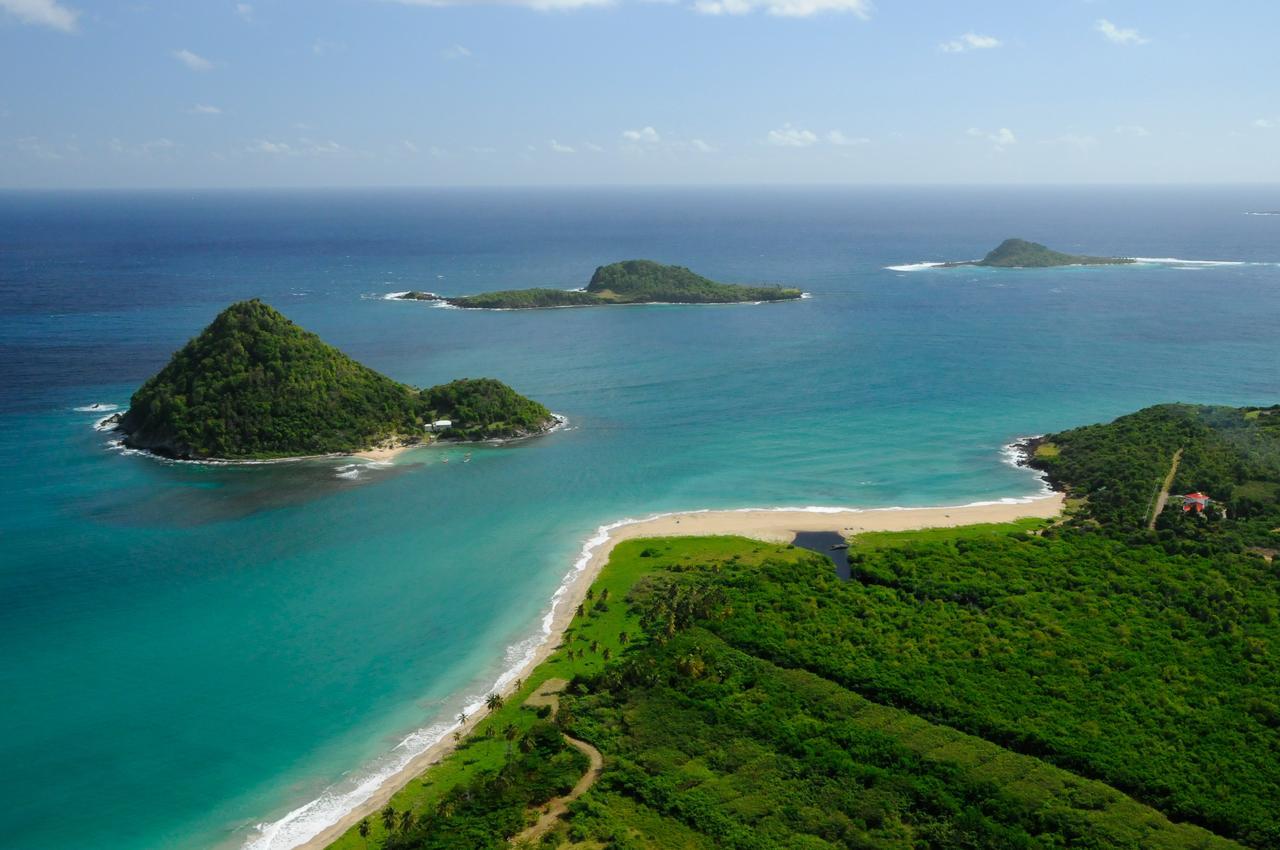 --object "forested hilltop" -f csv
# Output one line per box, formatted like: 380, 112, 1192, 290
397, 260, 803, 308
330, 402, 1280, 850
113, 300, 555, 459
944, 238, 1135, 268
